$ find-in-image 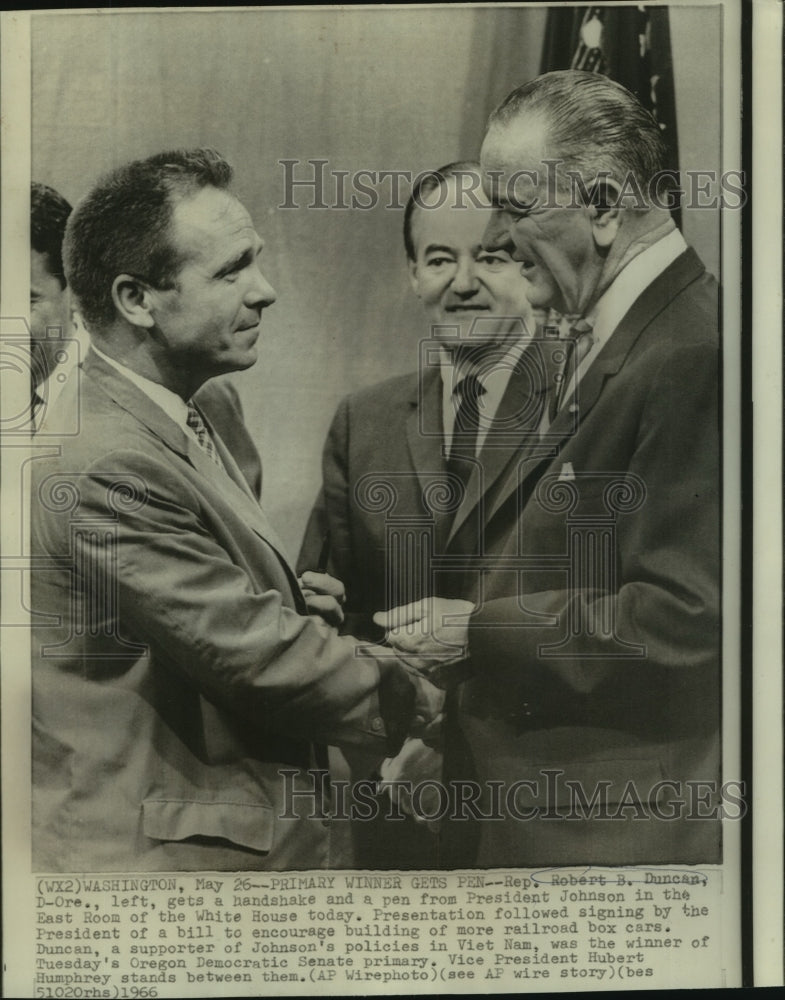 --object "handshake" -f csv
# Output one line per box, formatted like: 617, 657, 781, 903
299, 572, 476, 826
299, 570, 475, 683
